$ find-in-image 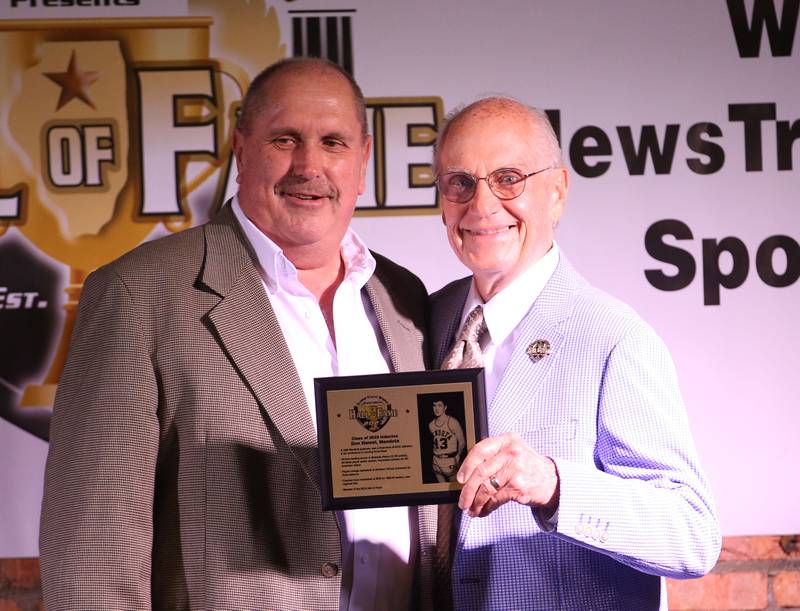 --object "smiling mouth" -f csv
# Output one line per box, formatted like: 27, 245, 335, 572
280, 190, 329, 201
463, 225, 516, 237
